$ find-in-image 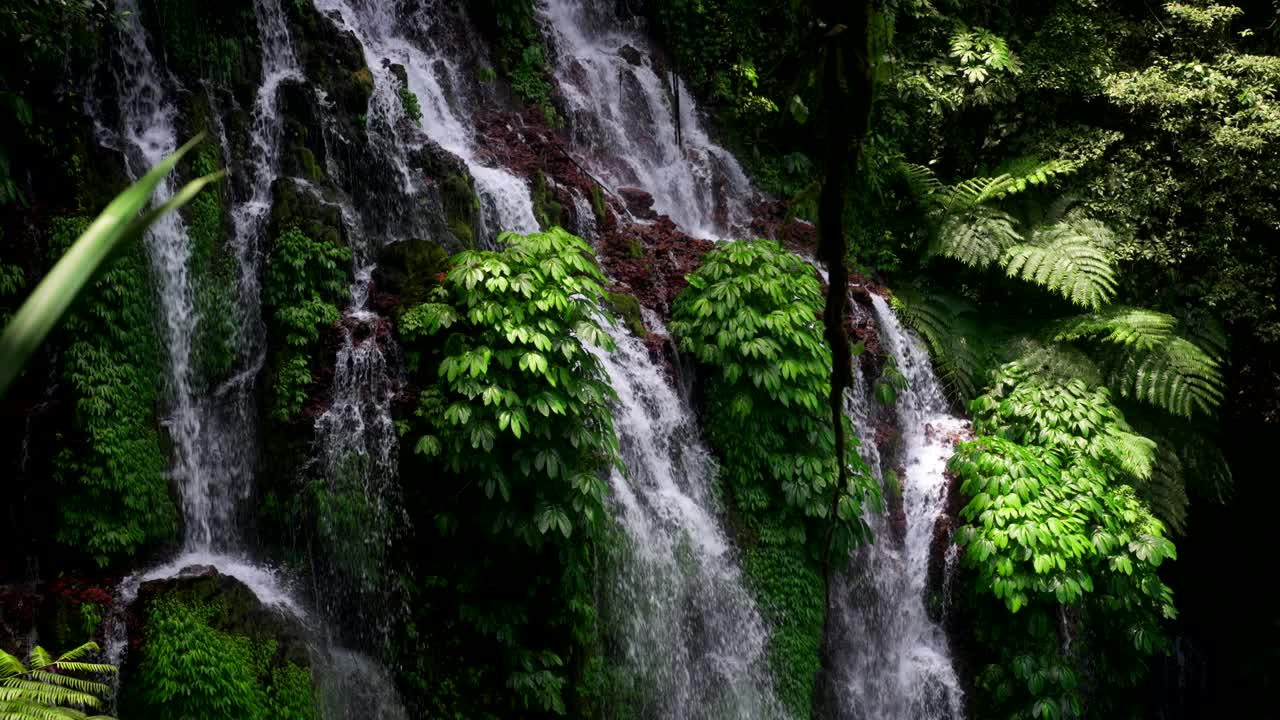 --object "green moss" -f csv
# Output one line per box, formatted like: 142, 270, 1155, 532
375, 238, 449, 312
531, 171, 563, 230
351, 67, 374, 97
627, 239, 644, 260
297, 147, 323, 183
186, 143, 237, 388
49, 216, 176, 566
743, 541, 826, 717
590, 184, 607, 223
606, 292, 646, 337
441, 173, 480, 247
